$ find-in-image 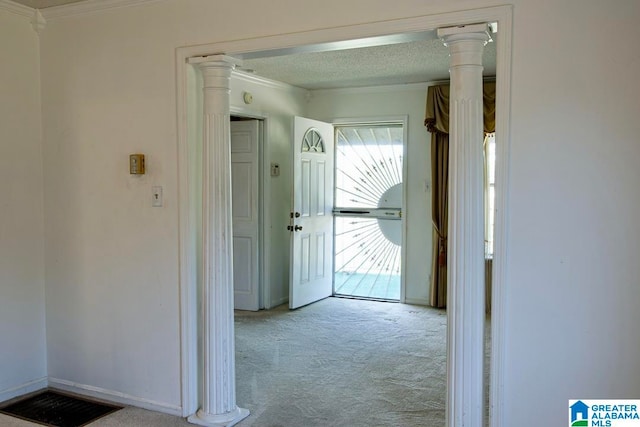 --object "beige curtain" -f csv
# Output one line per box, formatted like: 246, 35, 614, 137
424, 82, 496, 308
